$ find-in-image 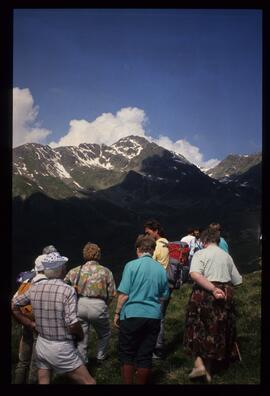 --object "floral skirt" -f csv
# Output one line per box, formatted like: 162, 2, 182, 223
183, 282, 238, 361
